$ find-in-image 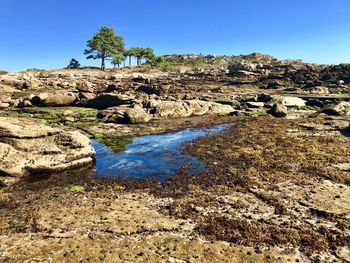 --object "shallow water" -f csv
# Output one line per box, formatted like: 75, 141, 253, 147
92, 124, 230, 180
